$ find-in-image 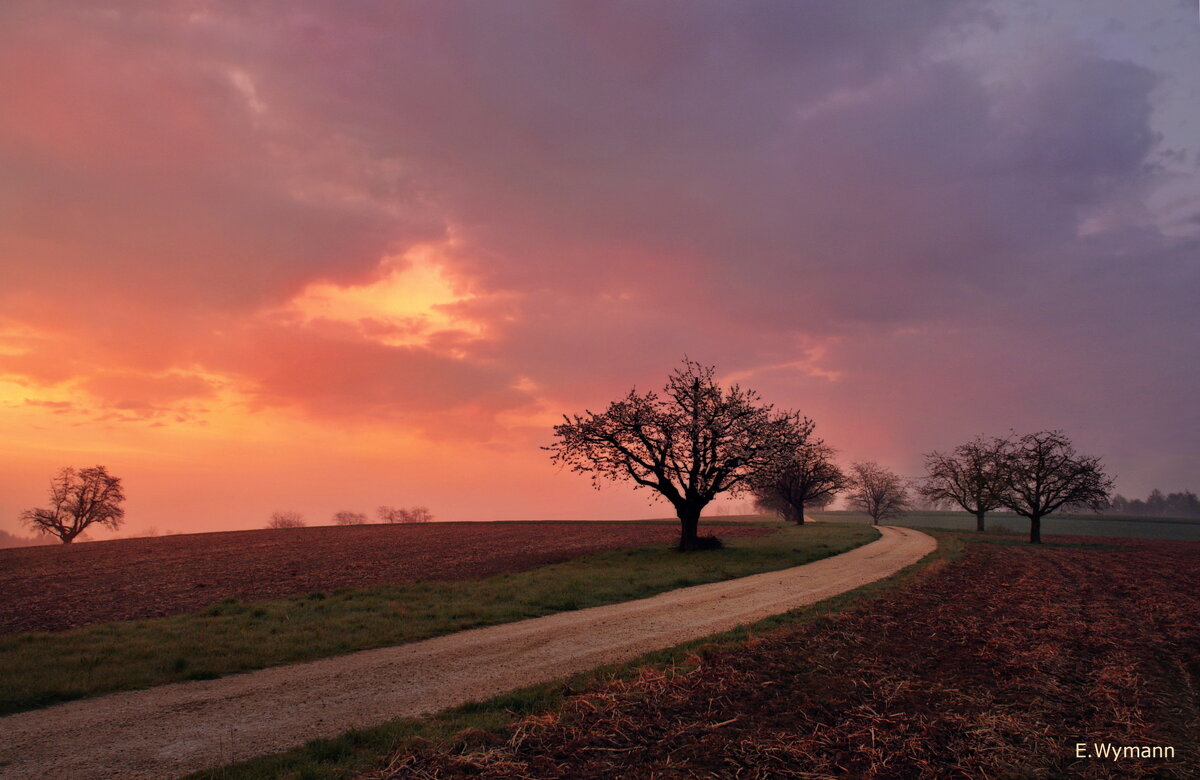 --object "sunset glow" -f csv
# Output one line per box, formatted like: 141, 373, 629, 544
1, 1, 1197, 539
